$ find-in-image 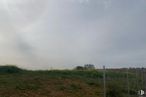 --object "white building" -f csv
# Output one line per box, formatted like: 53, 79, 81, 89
84, 64, 95, 70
